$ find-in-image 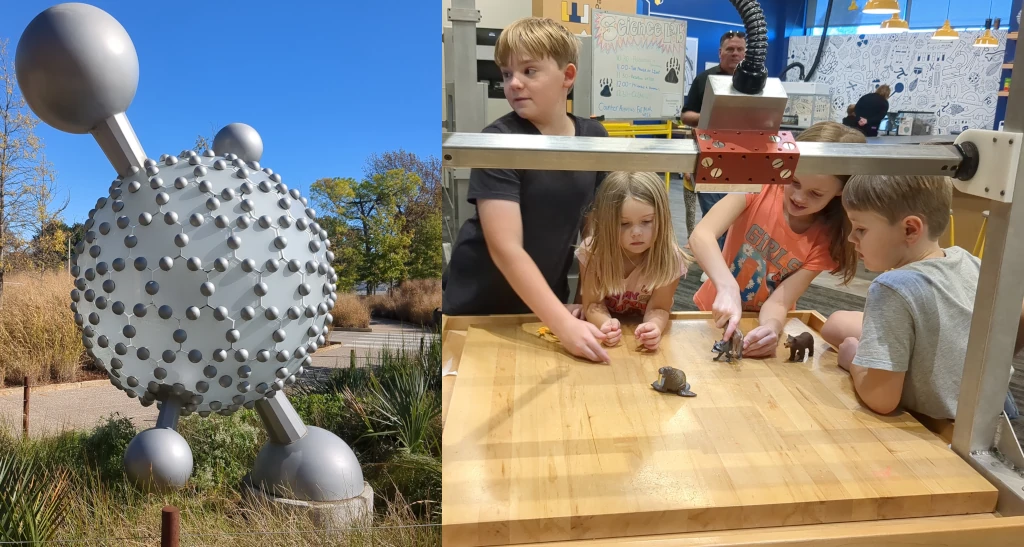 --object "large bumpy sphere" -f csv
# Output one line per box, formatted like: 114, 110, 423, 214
15, 2, 139, 134
71, 149, 338, 416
